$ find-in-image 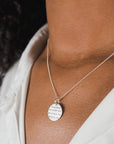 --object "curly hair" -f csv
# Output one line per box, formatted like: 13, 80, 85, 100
0, 0, 46, 85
